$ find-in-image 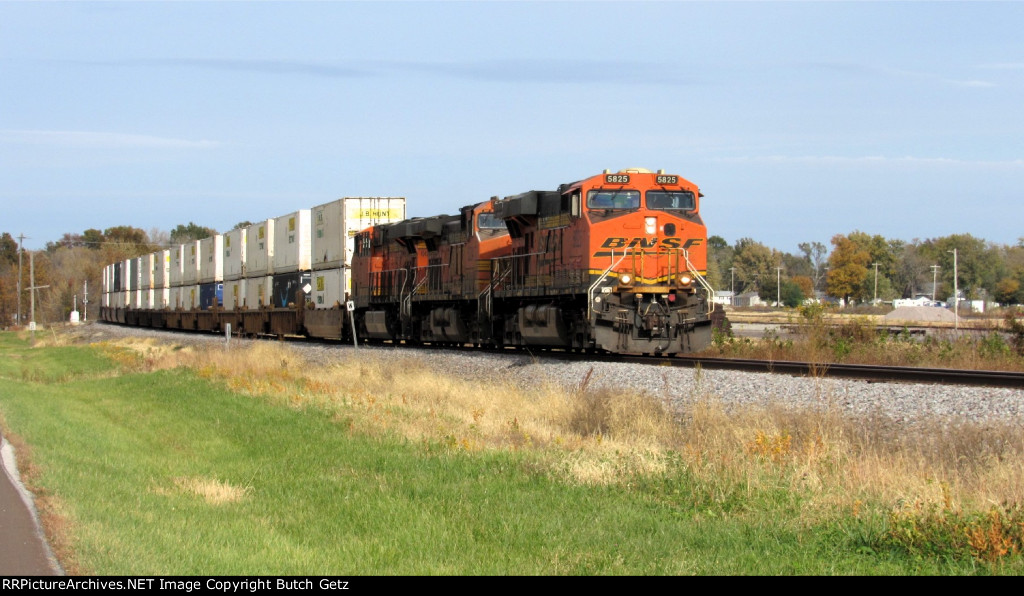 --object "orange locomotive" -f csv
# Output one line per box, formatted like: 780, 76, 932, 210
349, 168, 714, 355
